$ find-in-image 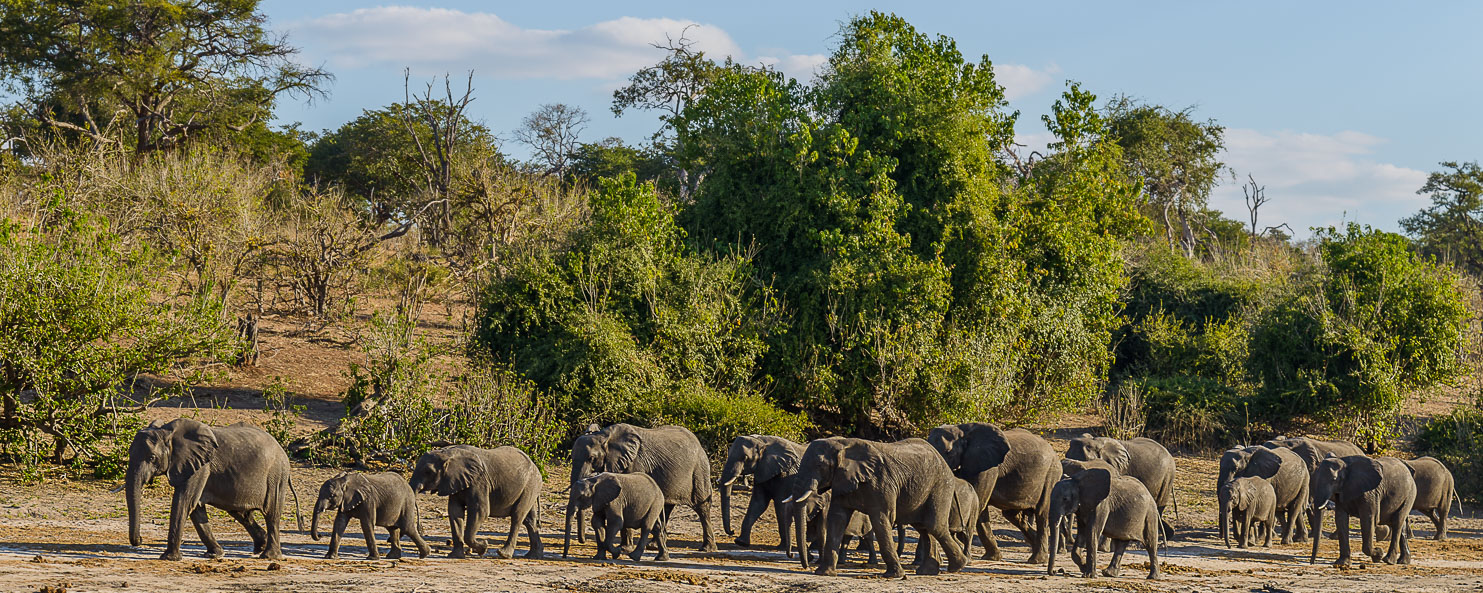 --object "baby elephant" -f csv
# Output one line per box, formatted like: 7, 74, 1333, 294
570, 473, 669, 562
1224, 476, 1276, 548
312, 472, 429, 559
1048, 467, 1160, 580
